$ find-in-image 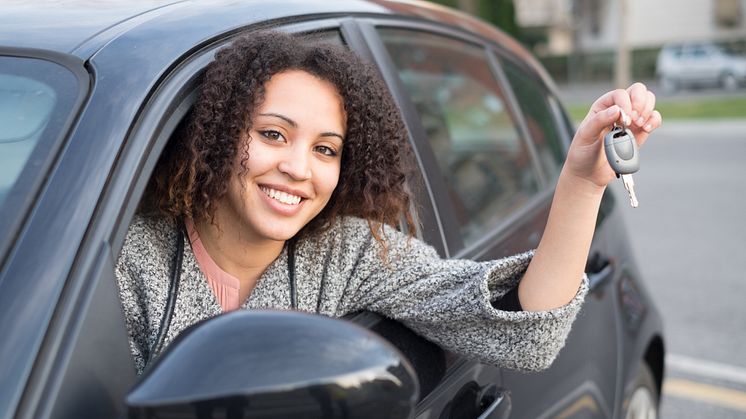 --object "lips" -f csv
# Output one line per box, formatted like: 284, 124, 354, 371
259, 185, 303, 205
